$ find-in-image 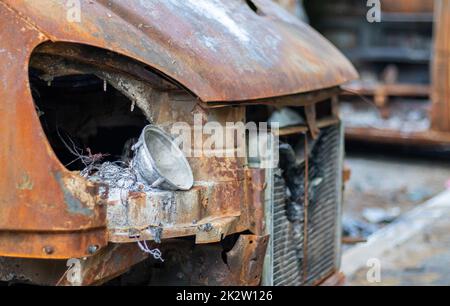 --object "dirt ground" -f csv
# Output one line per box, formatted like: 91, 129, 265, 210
344, 151, 450, 218
343, 149, 450, 285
